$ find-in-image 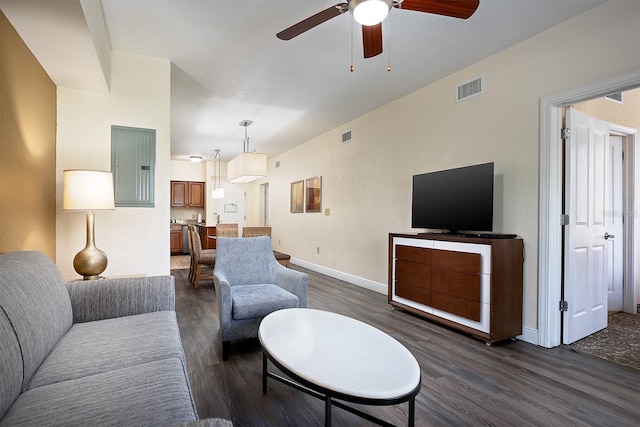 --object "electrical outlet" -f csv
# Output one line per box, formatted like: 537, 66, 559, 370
278, 239, 281, 246
316, 247, 320, 254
